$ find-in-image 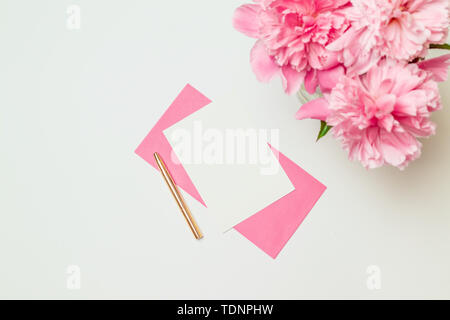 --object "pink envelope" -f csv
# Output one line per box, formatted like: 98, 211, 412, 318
135, 84, 326, 258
